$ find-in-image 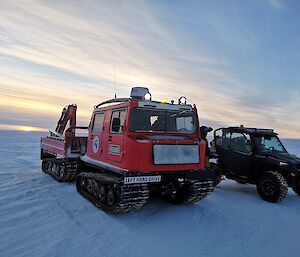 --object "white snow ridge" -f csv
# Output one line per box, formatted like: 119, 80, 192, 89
0, 131, 299, 257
